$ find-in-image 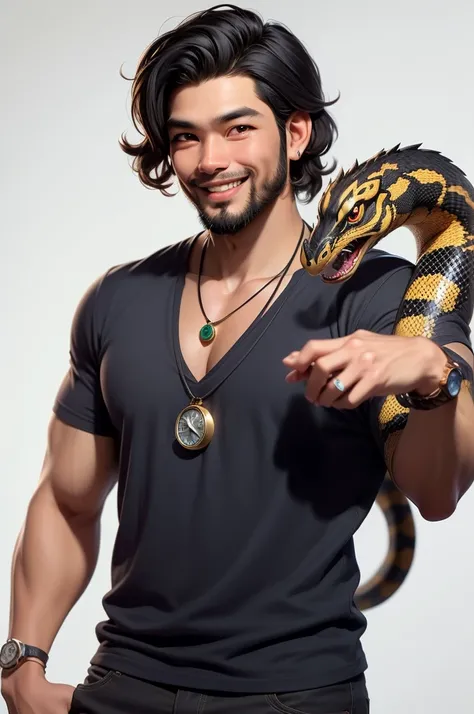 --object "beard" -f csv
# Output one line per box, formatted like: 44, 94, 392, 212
190, 139, 288, 236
